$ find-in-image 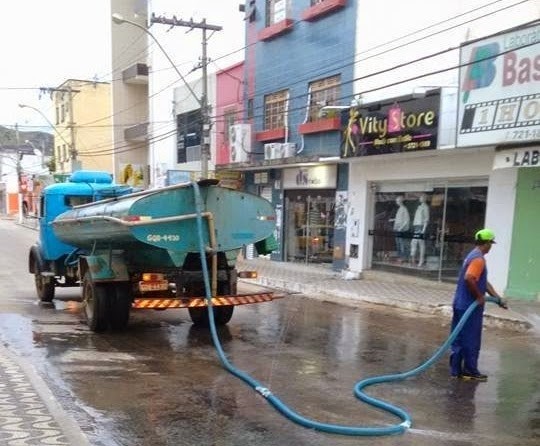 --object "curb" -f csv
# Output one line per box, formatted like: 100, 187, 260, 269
245, 276, 532, 333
